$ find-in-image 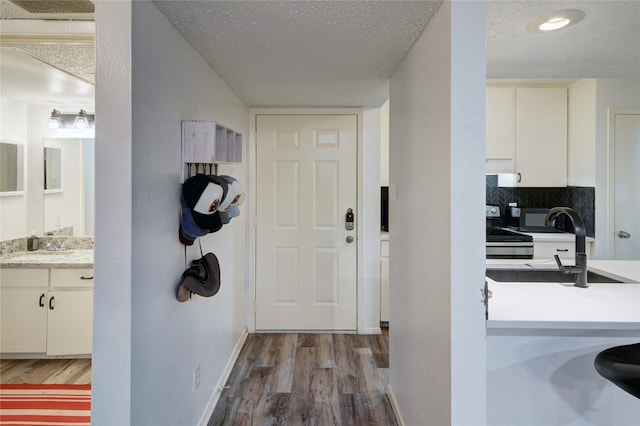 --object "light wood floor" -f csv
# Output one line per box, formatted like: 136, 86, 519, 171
209, 331, 396, 426
1, 331, 394, 425
0, 358, 91, 384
